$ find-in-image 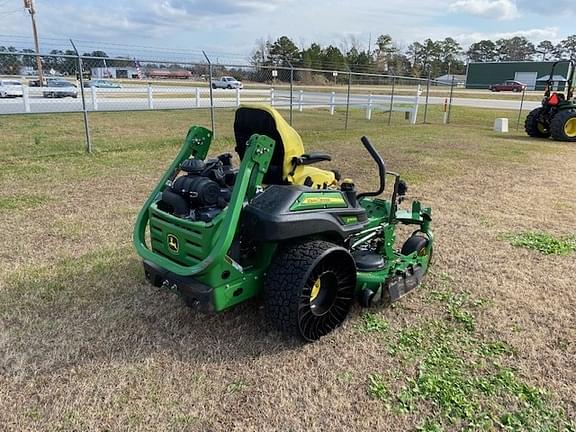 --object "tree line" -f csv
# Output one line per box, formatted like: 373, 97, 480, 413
0, 48, 137, 75
251, 34, 576, 78
2, 33, 576, 79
